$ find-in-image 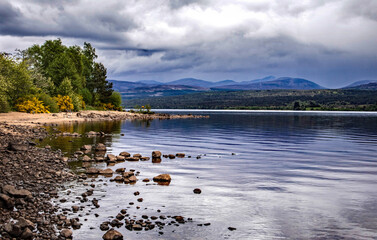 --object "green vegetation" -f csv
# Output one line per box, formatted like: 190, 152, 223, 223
0, 39, 122, 113
126, 89, 377, 111
129, 104, 154, 114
